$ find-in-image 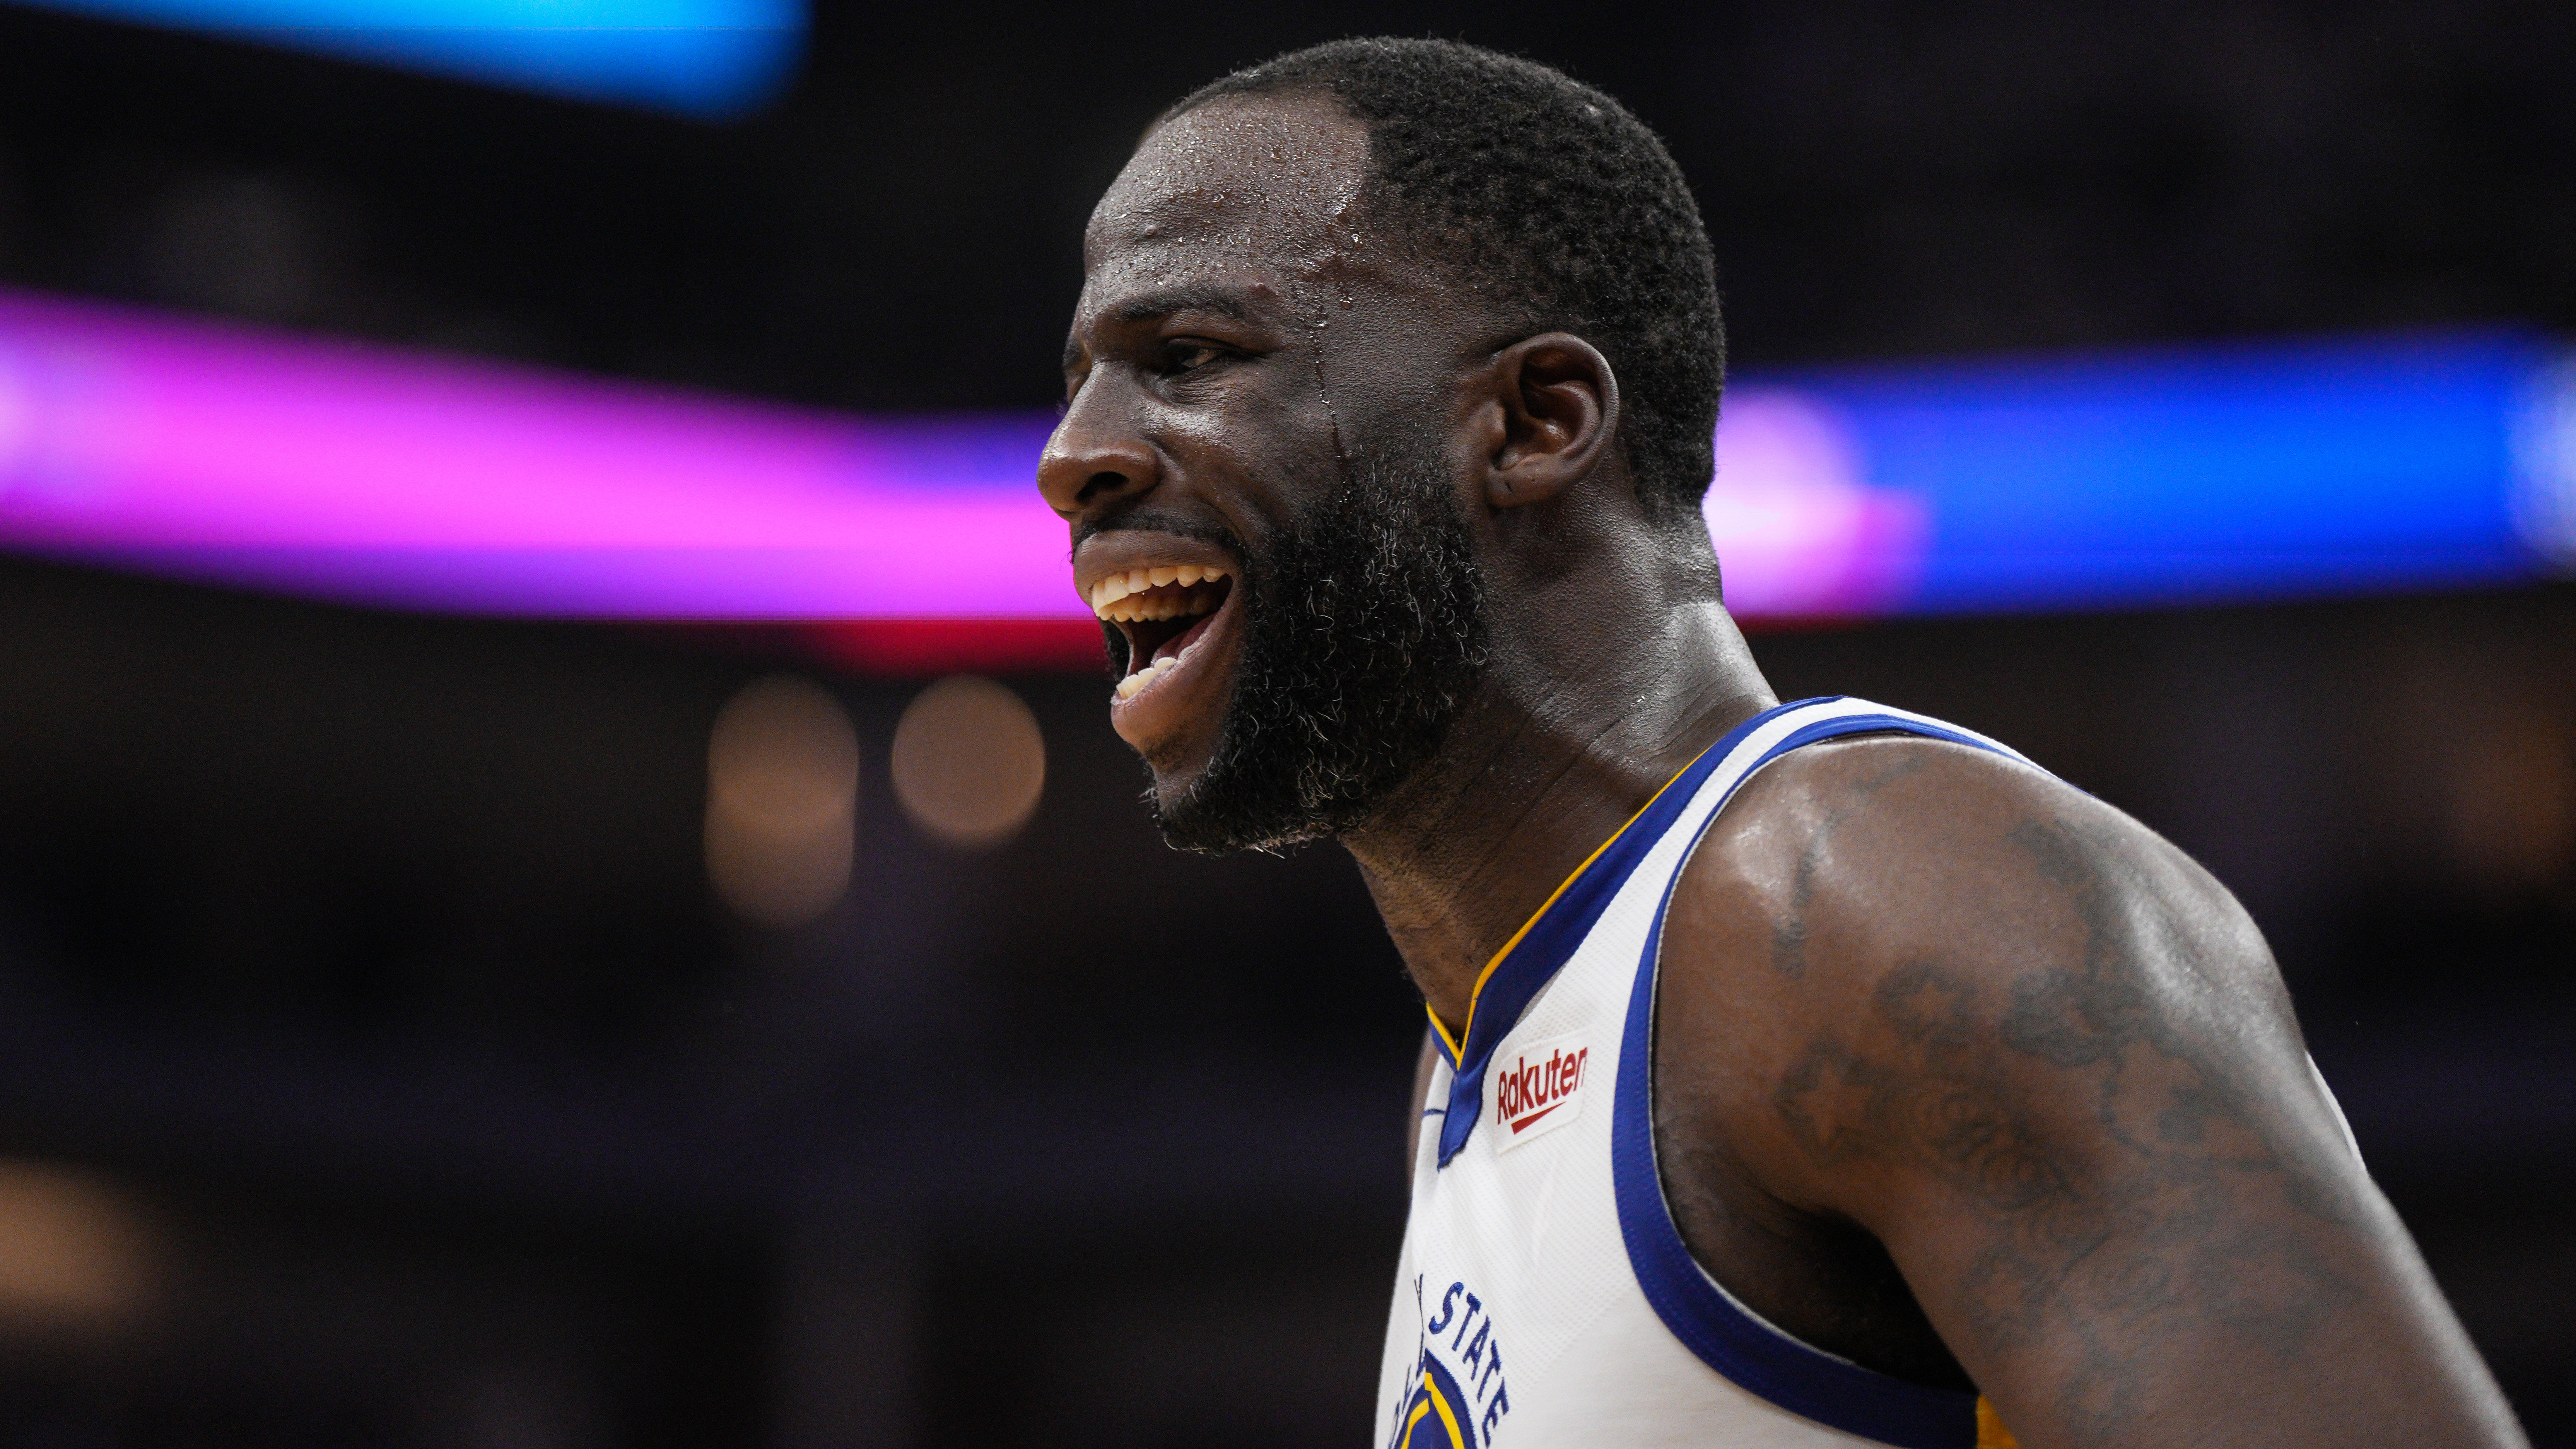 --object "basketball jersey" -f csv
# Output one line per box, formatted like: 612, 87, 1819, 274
1373, 696, 2049, 1449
